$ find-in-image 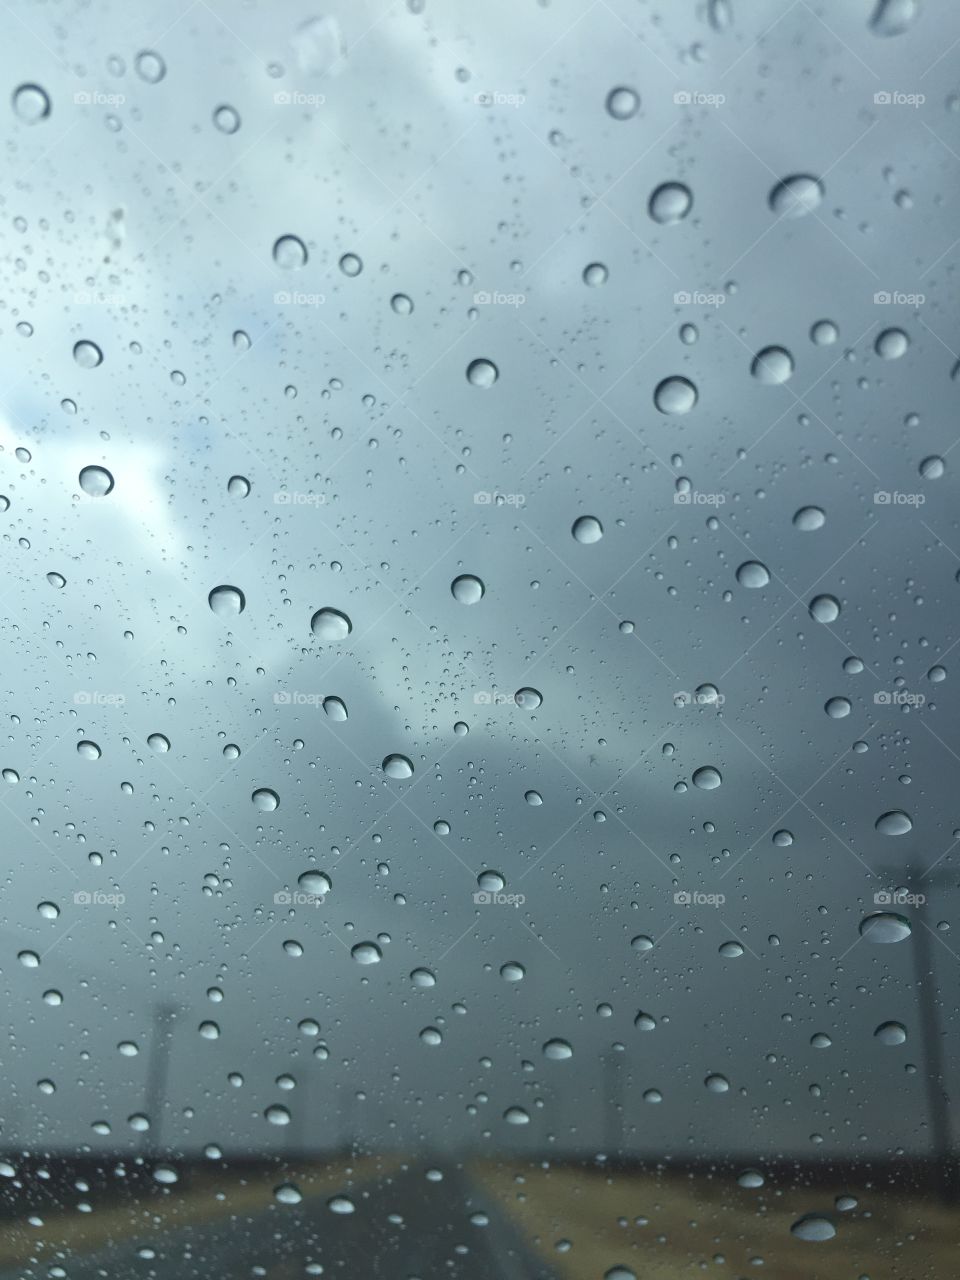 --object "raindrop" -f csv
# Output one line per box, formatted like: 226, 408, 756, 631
47, 571, 65, 589
503, 1106, 530, 1125
791, 1214, 836, 1242
390, 293, 413, 314
351, 941, 382, 964
583, 262, 608, 286
2, 769, 18, 784
920, 455, 945, 480
875, 327, 909, 359
274, 1183, 302, 1205
870, 0, 919, 37
875, 1021, 907, 1045
654, 375, 698, 414
875, 810, 912, 835
860, 912, 912, 943
227, 475, 250, 497
73, 340, 103, 369
213, 104, 241, 134
809, 594, 840, 623
265, 1105, 291, 1125
478, 871, 505, 892
451, 574, 485, 604
810, 320, 838, 346
693, 766, 722, 789
572, 515, 603, 544
738, 1169, 764, 1188
719, 941, 744, 958
736, 561, 769, 588
134, 51, 166, 83
208, 585, 245, 617
420, 1025, 442, 1045
466, 358, 498, 388
79, 466, 114, 496
252, 788, 279, 812
631, 934, 655, 951
543, 1038, 573, 1060
18, 950, 40, 968
322, 696, 348, 721
328, 1195, 355, 1214
793, 506, 825, 530
705, 1073, 730, 1093
769, 174, 824, 218
12, 83, 51, 123
500, 961, 525, 982
751, 346, 794, 384
524, 789, 543, 806
339, 252, 363, 276
311, 607, 352, 641
649, 182, 693, 224
514, 687, 543, 710
825, 697, 851, 719
77, 740, 101, 760
606, 87, 639, 120
382, 753, 414, 779
147, 733, 170, 753
410, 967, 436, 987
298, 871, 331, 896
273, 235, 308, 268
